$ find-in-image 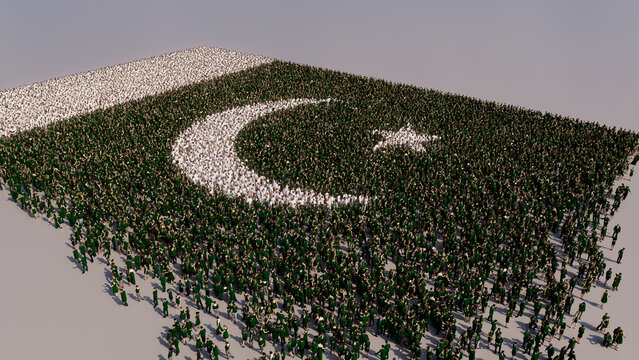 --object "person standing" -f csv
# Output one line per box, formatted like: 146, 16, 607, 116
612, 273, 622, 291
212, 343, 219, 360
163, 298, 169, 318
81, 254, 88, 274
205, 295, 212, 313
546, 344, 555, 360
212, 299, 219, 316
128, 268, 136, 286
160, 274, 167, 292
195, 291, 203, 310
577, 325, 585, 344
241, 327, 248, 348
617, 248, 625, 264
495, 329, 503, 354
222, 325, 229, 342
602, 332, 612, 347
72, 245, 80, 264
505, 309, 513, 328
120, 287, 128, 307
111, 279, 119, 296
604, 268, 613, 286
195, 312, 201, 328
601, 290, 609, 308
613, 327, 625, 350
225, 340, 234, 358
597, 314, 610, 332
153, 288, 158, 308
206, 337, 213, 355
612, 224, 621, 241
